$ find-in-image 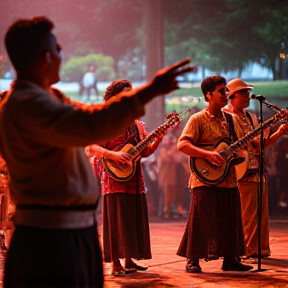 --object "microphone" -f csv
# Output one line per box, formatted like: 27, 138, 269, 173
251, 94, 266, 101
